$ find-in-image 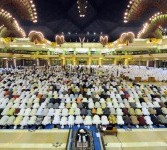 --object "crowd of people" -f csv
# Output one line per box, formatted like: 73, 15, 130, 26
0, 65, 167, 129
